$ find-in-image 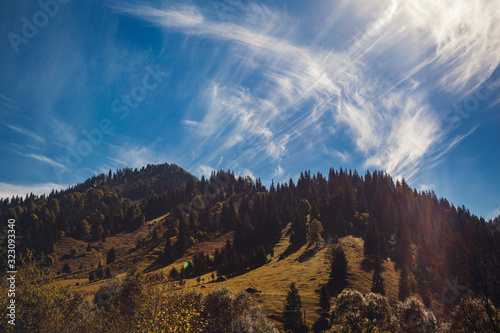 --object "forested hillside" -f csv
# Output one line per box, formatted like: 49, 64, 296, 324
1, 165, 499, 332
0, 163, 194, 262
